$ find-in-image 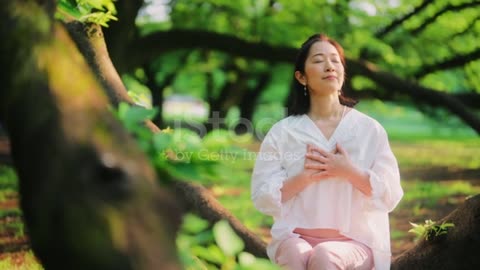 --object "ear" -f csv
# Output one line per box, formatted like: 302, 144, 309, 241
294, 71, 306, 86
